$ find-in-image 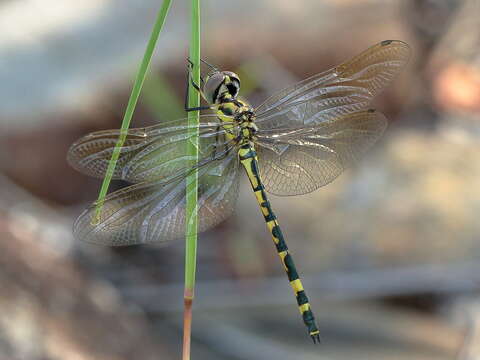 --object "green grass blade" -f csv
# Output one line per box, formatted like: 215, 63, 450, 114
183, 1, 200, 359
185, 0, 200, 297
93, 0, 173, 222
